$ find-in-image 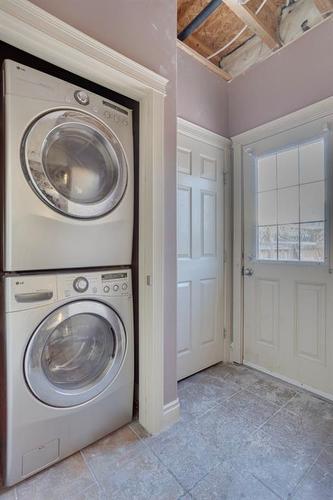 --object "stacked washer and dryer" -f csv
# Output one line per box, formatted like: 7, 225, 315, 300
2, 60, 135, 486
